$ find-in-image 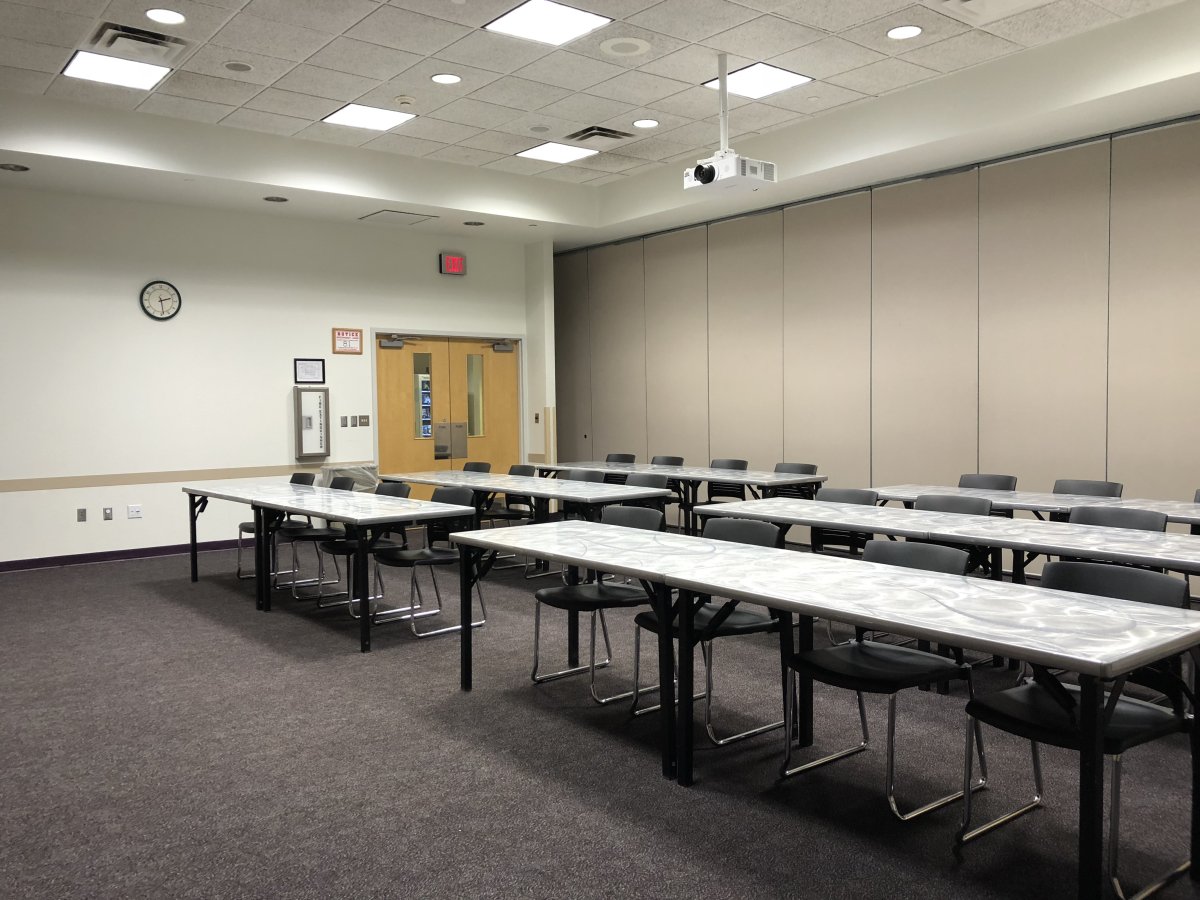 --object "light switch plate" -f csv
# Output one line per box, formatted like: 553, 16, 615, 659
351, 416, 358, 427
340, 416, 348, 427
